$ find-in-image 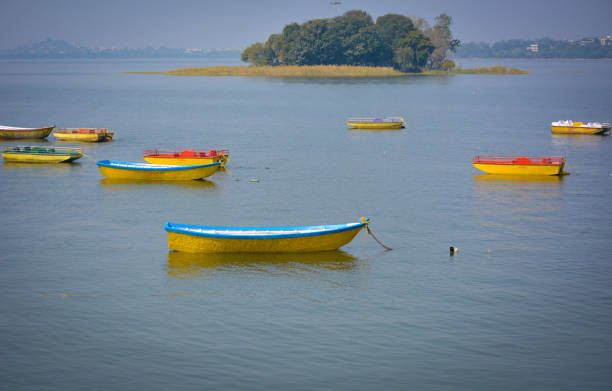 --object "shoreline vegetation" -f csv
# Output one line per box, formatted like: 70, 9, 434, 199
240, 10, 460, 73
127, 65, 529, 77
